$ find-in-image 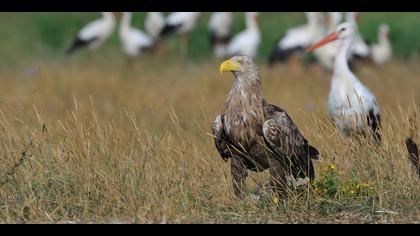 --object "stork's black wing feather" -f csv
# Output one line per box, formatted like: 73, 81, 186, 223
160, 23, 182, 37
367, 109, 381, 144
67, 36, 98, 56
